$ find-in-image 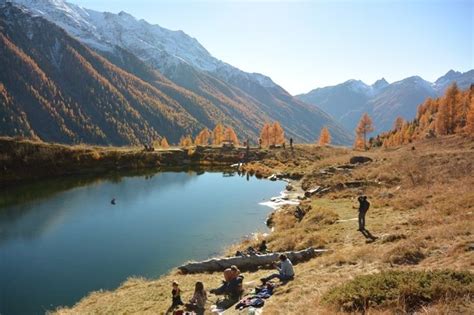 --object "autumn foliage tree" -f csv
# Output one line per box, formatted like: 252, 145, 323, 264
209, 124, 240, 145
179, 135, 193, 147
355, 113, 374, 150
466, 97, 474, 136
318, 127, 331, 146
378, 83, 474, 147
194, 128, 211, 146
212, 123, 225, 145
260, 121, 285, 147
393, 116, 405, 131
225, 126, 240, 145
160, 137, 170, 148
